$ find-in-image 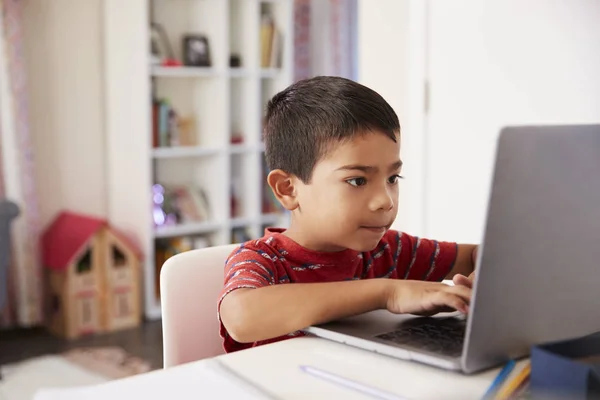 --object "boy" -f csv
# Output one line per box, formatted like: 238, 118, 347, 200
218, 76, 477, 353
